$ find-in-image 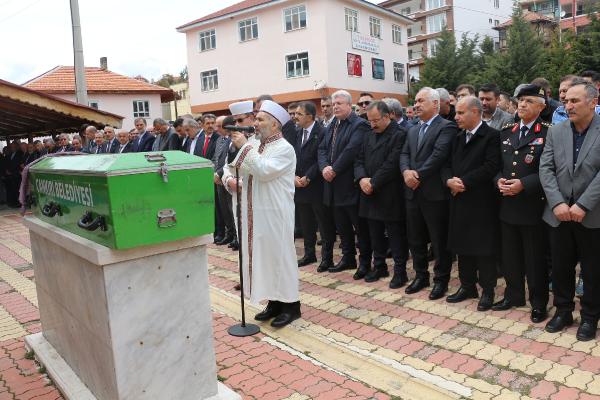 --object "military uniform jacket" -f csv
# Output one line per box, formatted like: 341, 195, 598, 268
497, 117, 550, 225
354, 120, 406, 221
